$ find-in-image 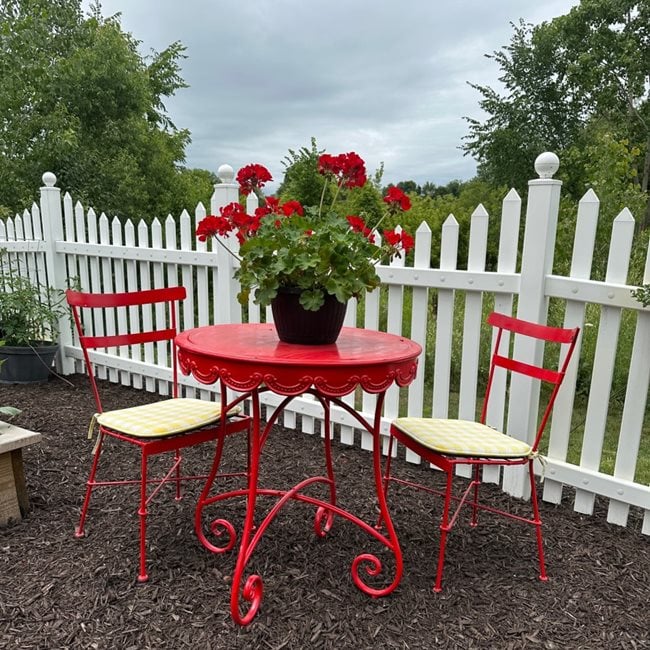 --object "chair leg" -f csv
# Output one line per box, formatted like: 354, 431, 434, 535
137, 451, 149, 583
75, 432, 106, 538
529, 460, 547, 581
434, 470, 454, 593
174, 448, 182, 501
470, 465, 481, 527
